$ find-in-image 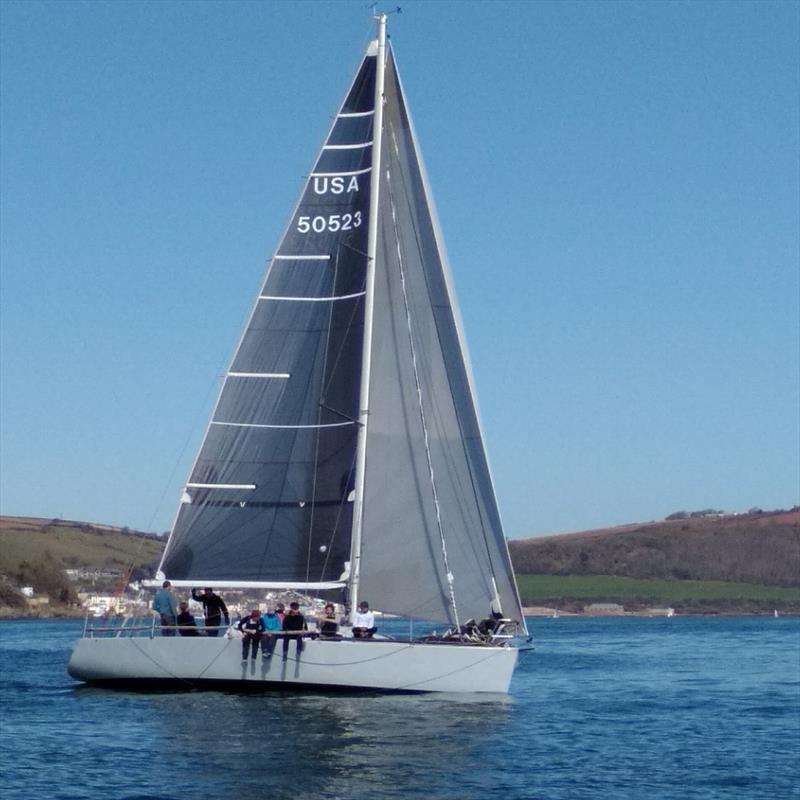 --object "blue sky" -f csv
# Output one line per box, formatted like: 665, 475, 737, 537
1, 0, 798, 538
